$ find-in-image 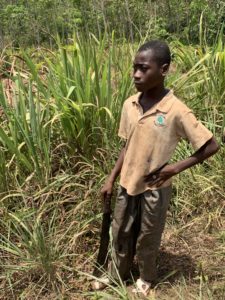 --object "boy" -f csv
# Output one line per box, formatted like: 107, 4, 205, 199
93, 40, 219, 296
